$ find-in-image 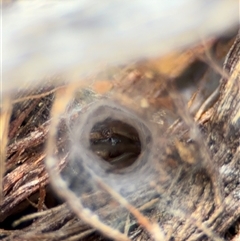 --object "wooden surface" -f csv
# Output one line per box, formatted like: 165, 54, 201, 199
0, 32, 239, 241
